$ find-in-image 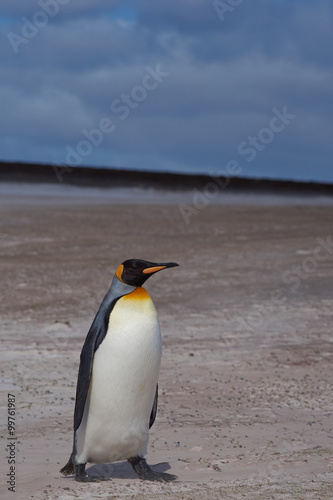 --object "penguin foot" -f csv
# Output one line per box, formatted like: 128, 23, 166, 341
74, 463, 102, 482
60, 457, 74, 476
75, 475, 98, 483
128, 456, 178, 483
